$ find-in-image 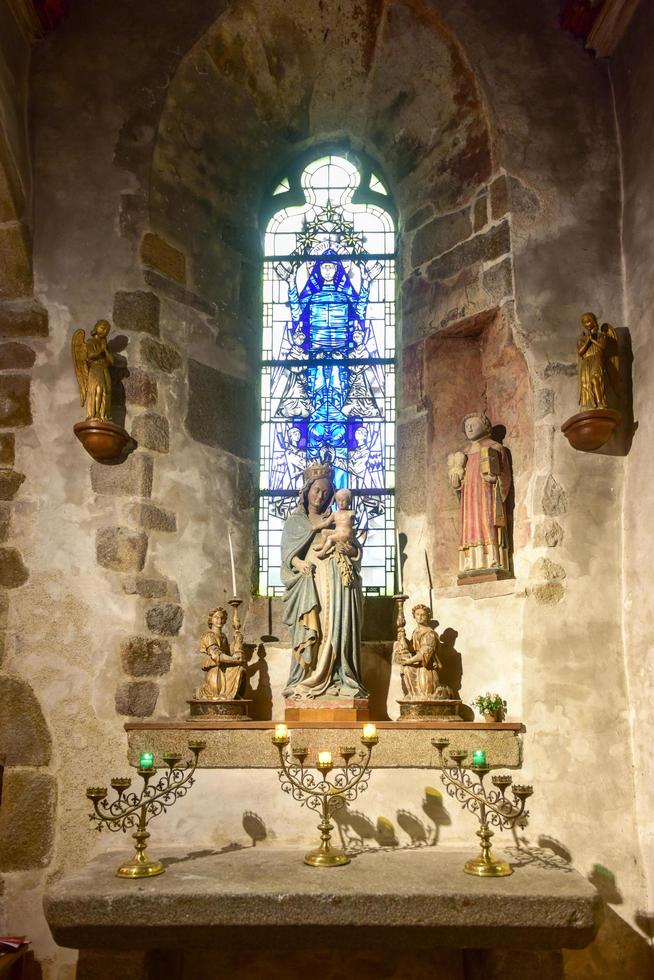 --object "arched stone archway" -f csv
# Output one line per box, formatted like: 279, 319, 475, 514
142, 0, 531, 599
